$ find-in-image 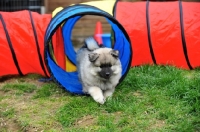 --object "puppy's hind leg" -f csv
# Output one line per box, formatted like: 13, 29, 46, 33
88, 86, 105, 104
